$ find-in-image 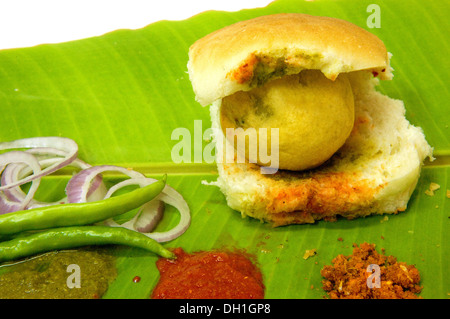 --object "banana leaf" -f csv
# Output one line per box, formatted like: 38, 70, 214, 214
0, 0, 448, 299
